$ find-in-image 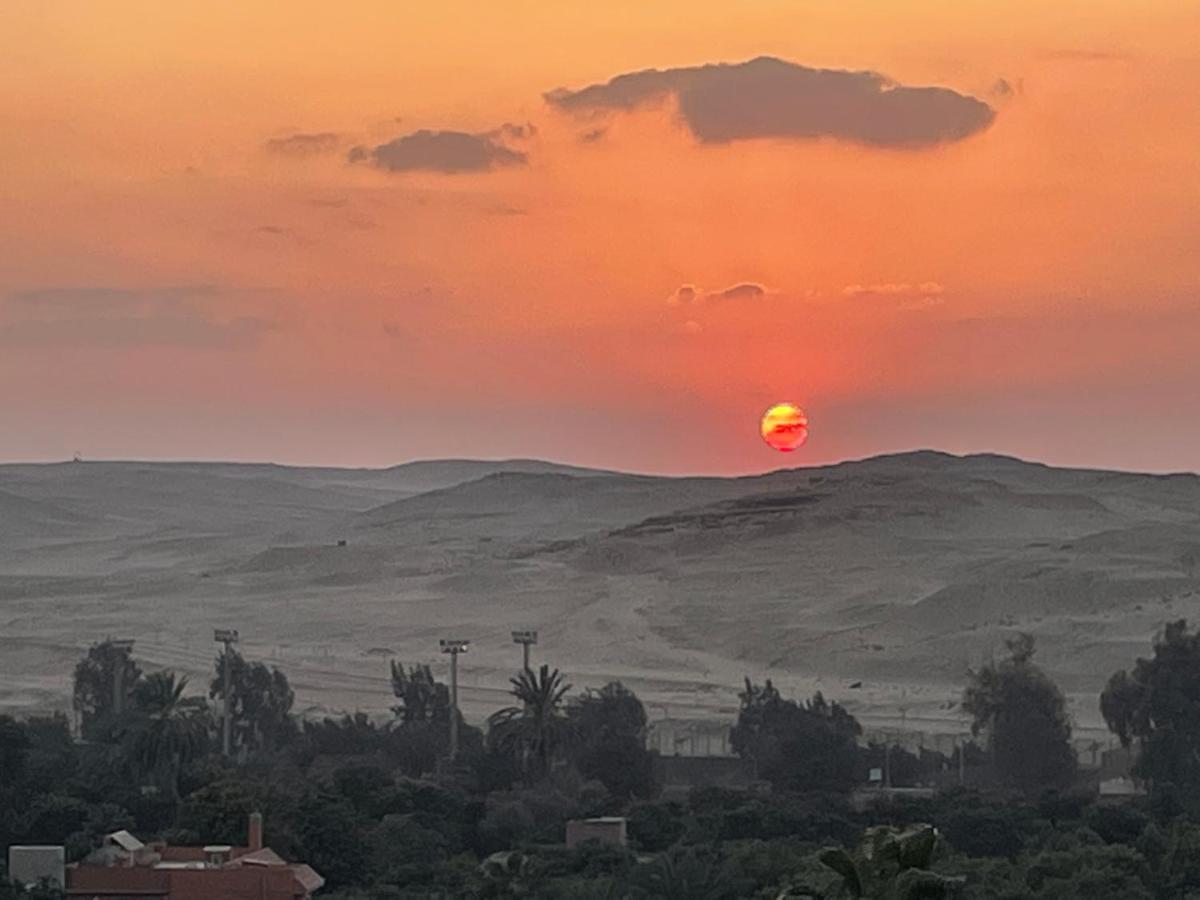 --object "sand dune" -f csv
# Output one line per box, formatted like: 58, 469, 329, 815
2, 451, 1198, 743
